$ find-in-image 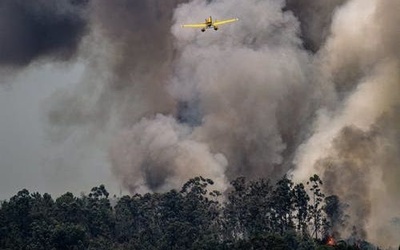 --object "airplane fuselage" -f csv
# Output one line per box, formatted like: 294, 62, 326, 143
205, 16, 213, 27
203, 16, 217, 31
